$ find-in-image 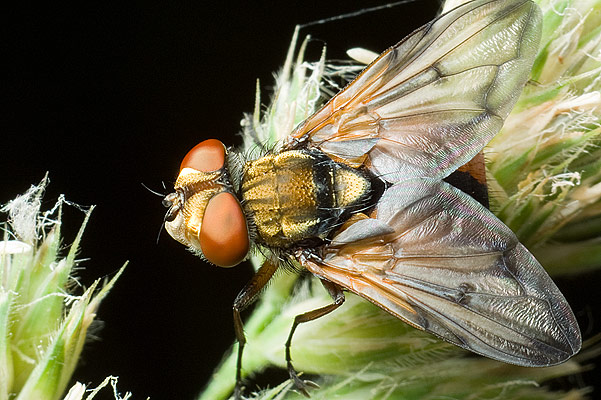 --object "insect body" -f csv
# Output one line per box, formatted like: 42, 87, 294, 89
163, 0, 582, 398
242, 148, 375, 248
